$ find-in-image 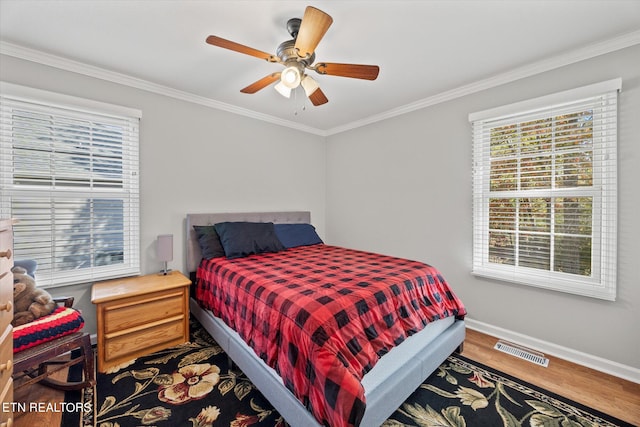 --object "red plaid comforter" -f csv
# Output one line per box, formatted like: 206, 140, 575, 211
195, 244, 466, 427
